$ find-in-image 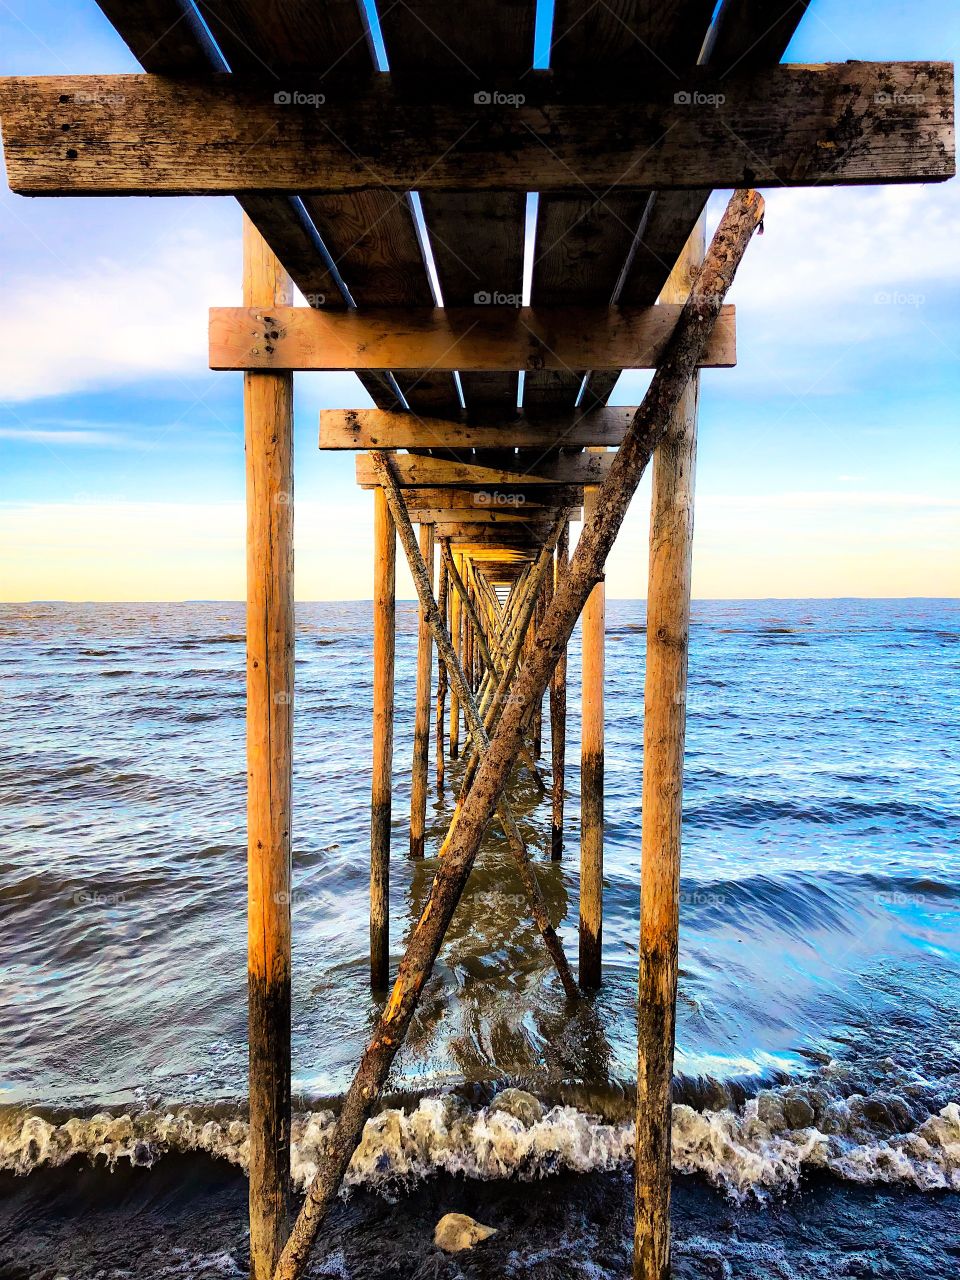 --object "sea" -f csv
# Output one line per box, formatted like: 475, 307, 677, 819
0, 598, 958, 1278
